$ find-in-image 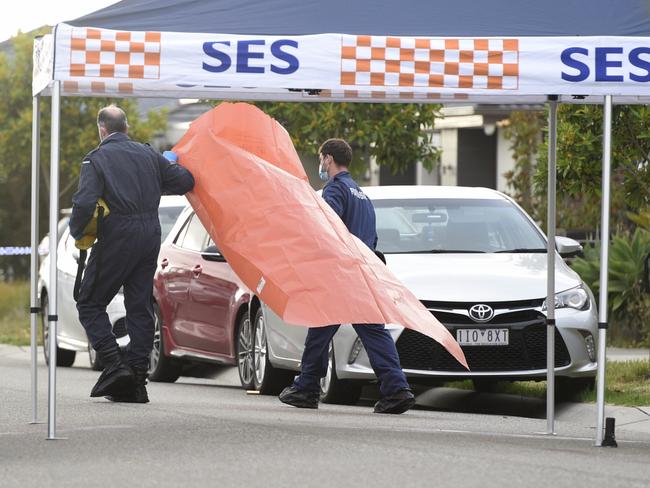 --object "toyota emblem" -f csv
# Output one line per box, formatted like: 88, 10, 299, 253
469, 304, 494, 323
